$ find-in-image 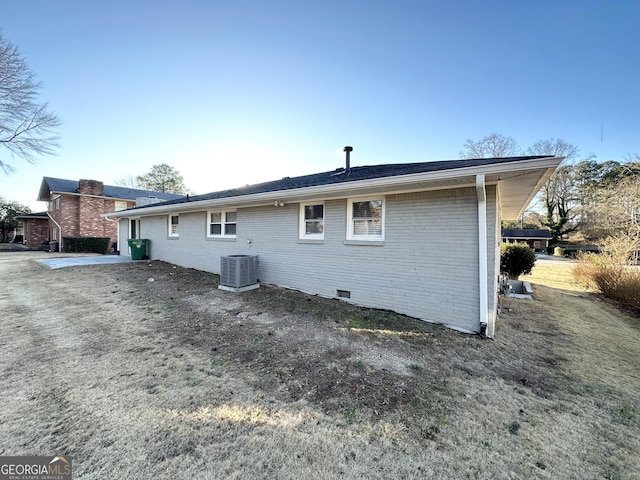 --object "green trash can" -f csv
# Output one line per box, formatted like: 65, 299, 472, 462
128, 239, 149, 260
